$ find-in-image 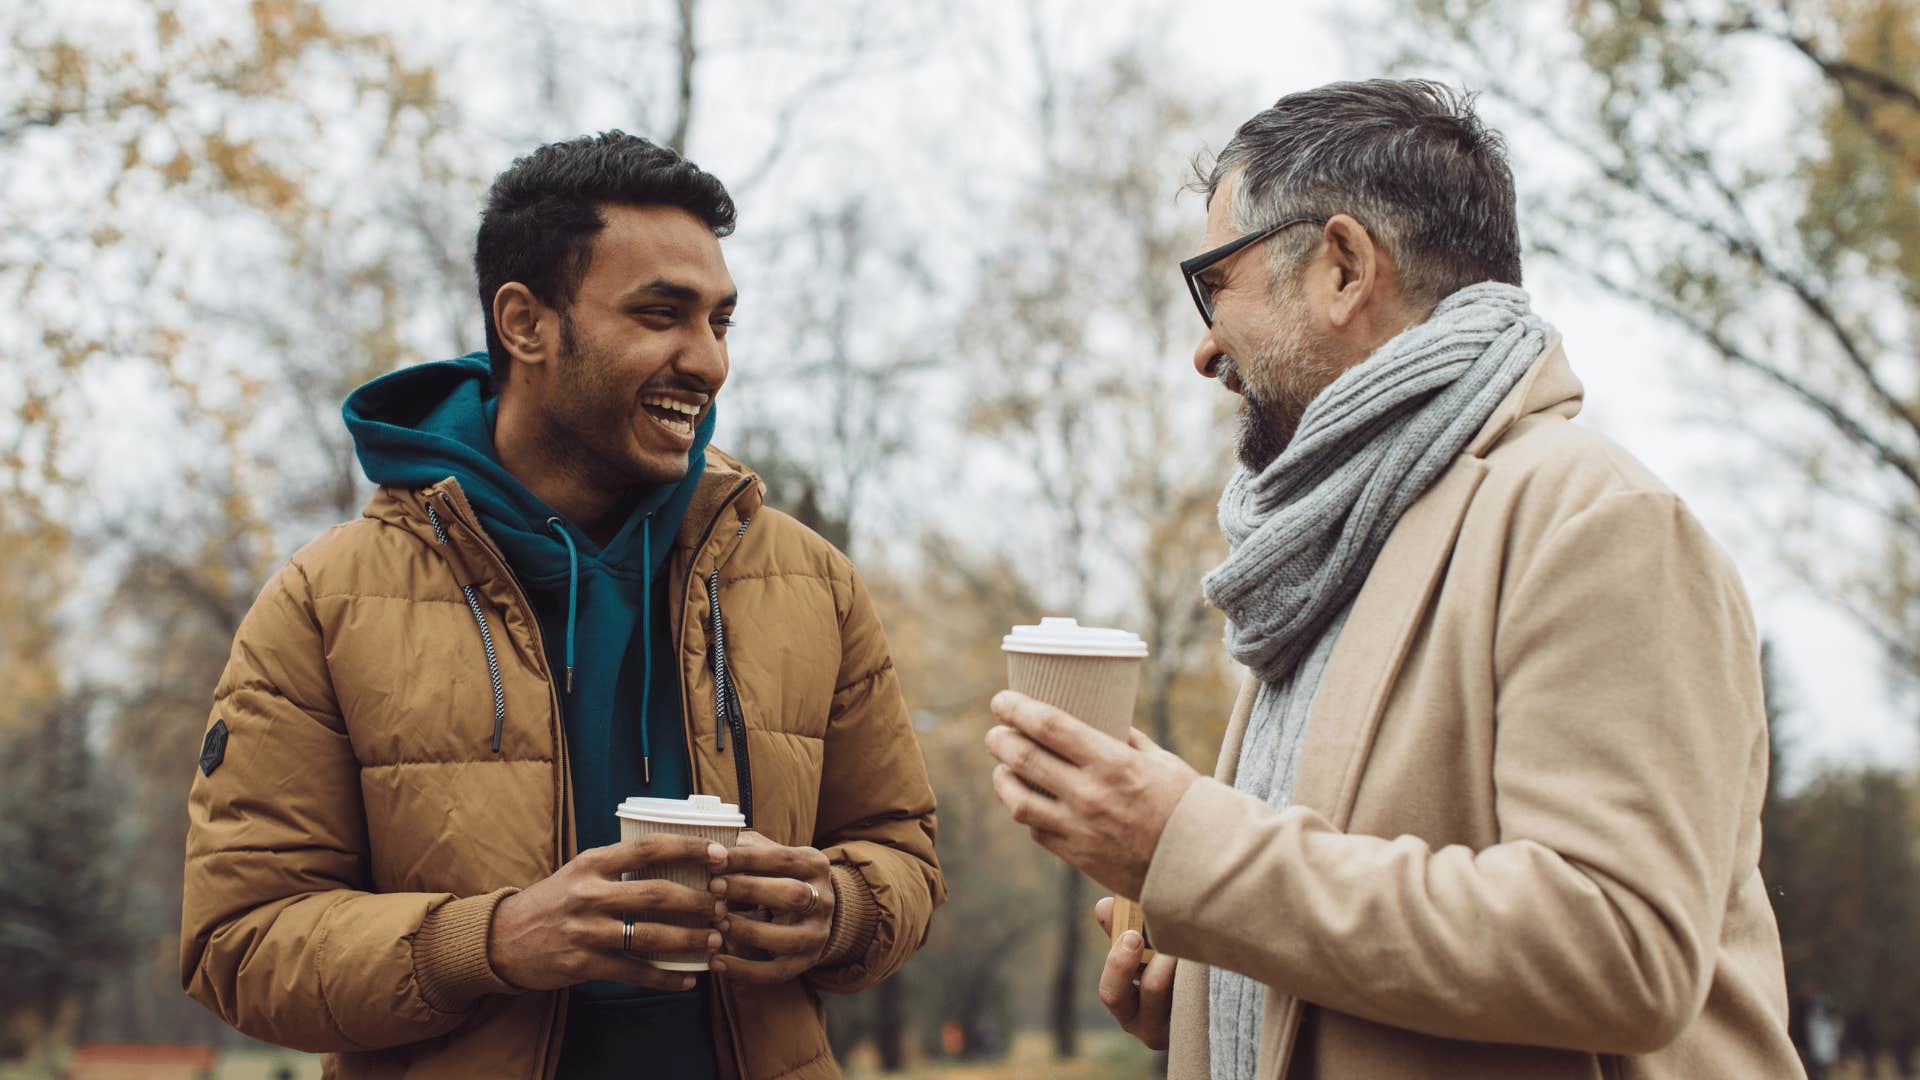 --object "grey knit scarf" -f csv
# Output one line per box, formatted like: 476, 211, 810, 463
1203, 283, 1552, 1080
